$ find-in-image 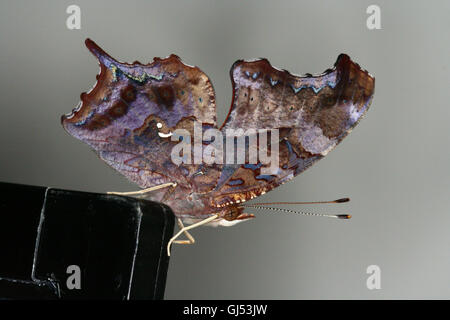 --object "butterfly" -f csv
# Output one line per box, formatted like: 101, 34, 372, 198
62, 39, 375, 255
